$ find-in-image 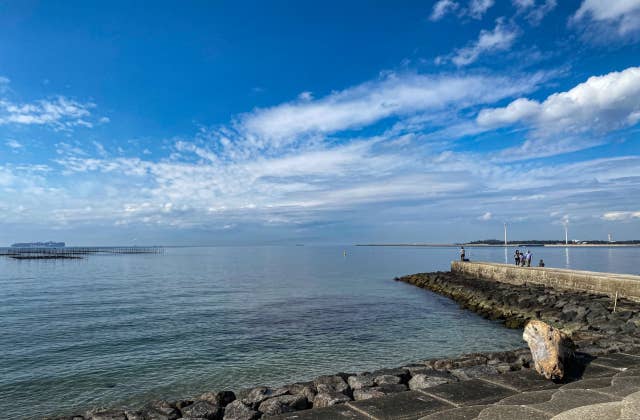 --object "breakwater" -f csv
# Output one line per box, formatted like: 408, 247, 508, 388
45, 266, 640, 420
452, 261, 640, 302
398, 270, 640, 355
